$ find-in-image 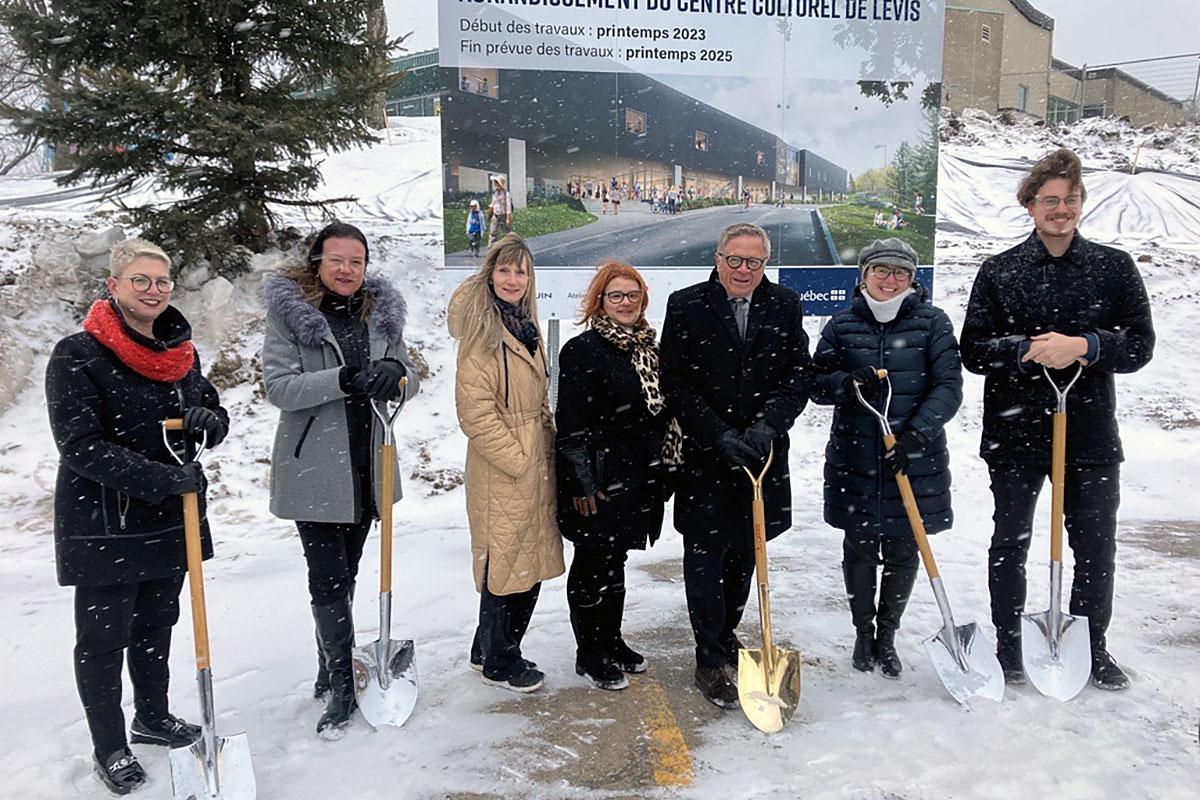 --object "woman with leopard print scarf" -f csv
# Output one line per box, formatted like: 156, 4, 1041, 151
555, 261, 682, 691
